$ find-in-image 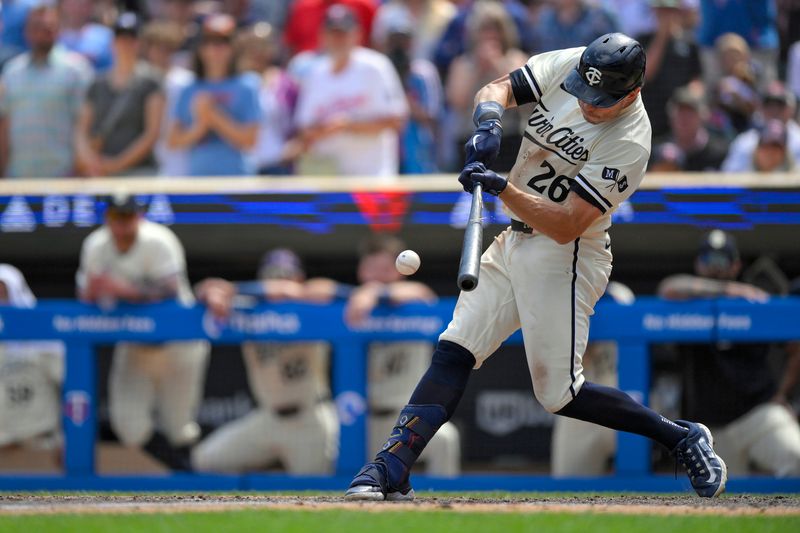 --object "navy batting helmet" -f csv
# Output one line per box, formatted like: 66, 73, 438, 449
563, 33, 646, 108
